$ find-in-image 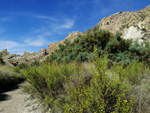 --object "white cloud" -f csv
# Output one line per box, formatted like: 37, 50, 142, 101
60, 19, 74, 29
32, 14, 75, 35
0, 41, 20, 50
34, 15, 58, 21
0, 14, 75, 54
33, 28, 52, 37
0, 37, 51, 54
37, 32, 51, 38
24, 37, 50, 47
33, 28, 45, 33
0, 41, 24, 54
